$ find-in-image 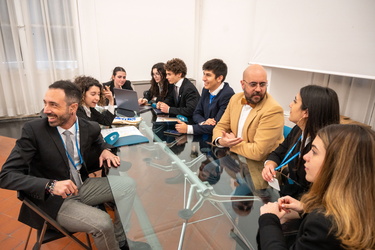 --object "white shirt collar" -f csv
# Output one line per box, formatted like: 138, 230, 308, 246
209, 82, 224, 96
83, 105, 91, 117
175, 78, 184, 88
